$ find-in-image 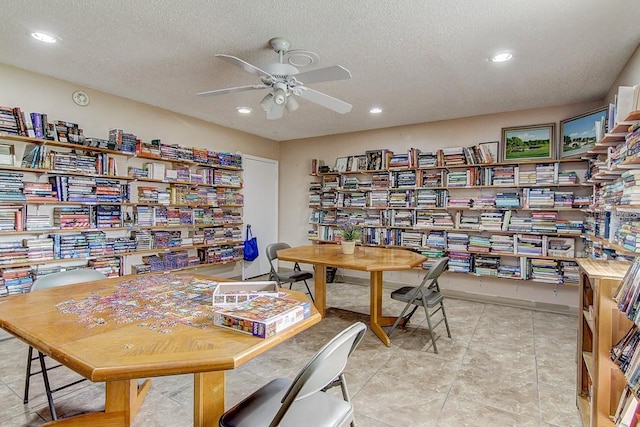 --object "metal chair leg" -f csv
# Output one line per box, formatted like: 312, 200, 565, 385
440, 302, 452, 338
302, 280, 315, 303
423, 303, 438, 354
